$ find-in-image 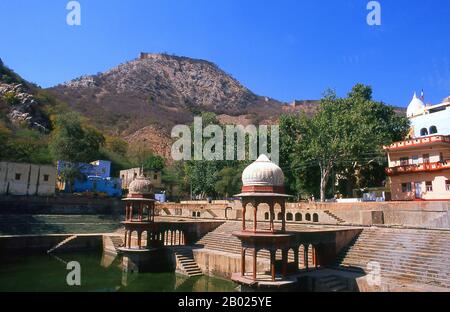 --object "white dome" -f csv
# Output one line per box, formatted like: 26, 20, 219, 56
407, 92, 425, 117
128, 175, 153, 195
242, 155, 284, 187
